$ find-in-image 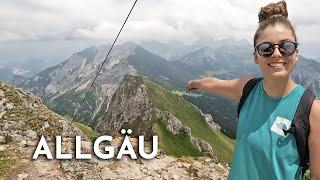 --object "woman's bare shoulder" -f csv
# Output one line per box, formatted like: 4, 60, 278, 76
309, 99, 320, 178
310, 99, 320, 134
310, 99, 320, 125
236, 76, 254, 98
